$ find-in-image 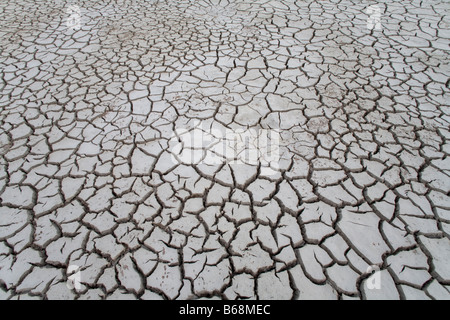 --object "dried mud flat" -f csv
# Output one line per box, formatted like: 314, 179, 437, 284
0, 0, 449, 300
